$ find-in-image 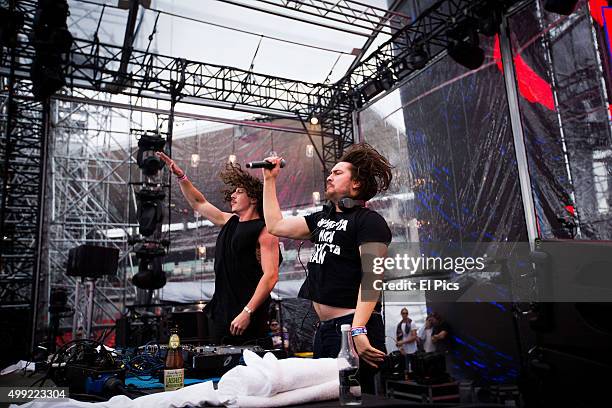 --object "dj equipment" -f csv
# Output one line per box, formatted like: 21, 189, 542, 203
411, 352, 449, 385
190, 346, 287, 378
